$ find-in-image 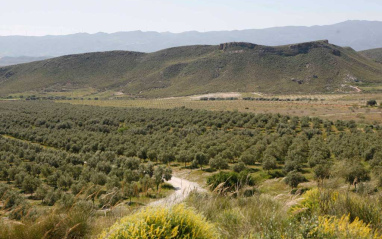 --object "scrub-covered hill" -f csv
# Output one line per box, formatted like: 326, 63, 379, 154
0, 40, 381, 97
